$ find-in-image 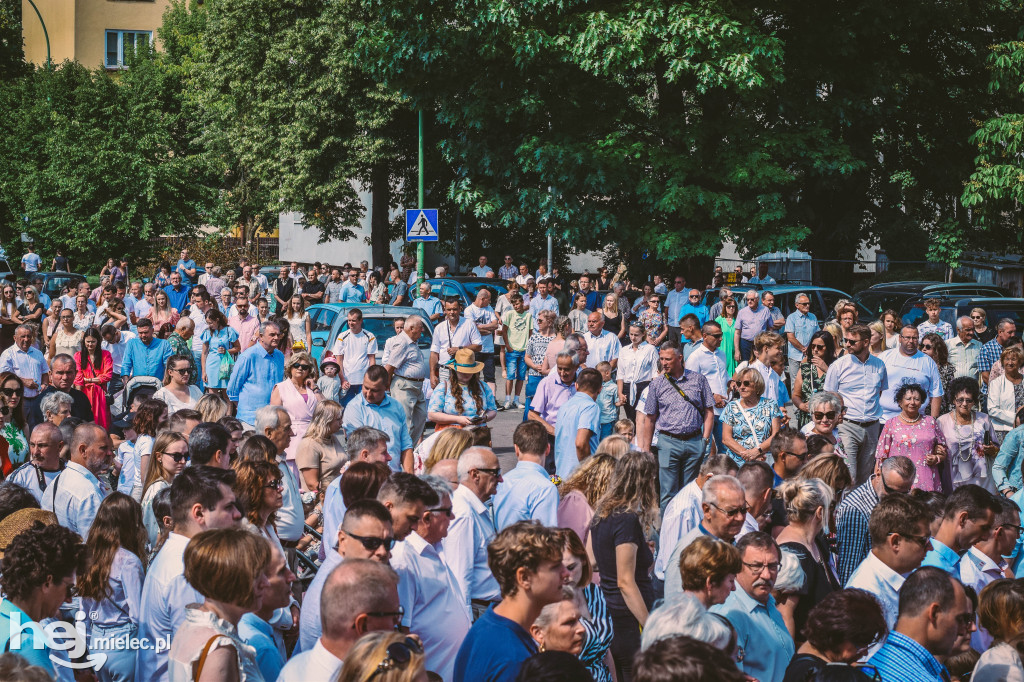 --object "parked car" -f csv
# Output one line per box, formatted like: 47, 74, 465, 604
954, 298, 1024, 331
751, 285, 873, 324
854, 281, 1010, 319
699, 284, 762, 309
306, 303, 433, 364
421, 277, 509, 307
30, 272, 88, 300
